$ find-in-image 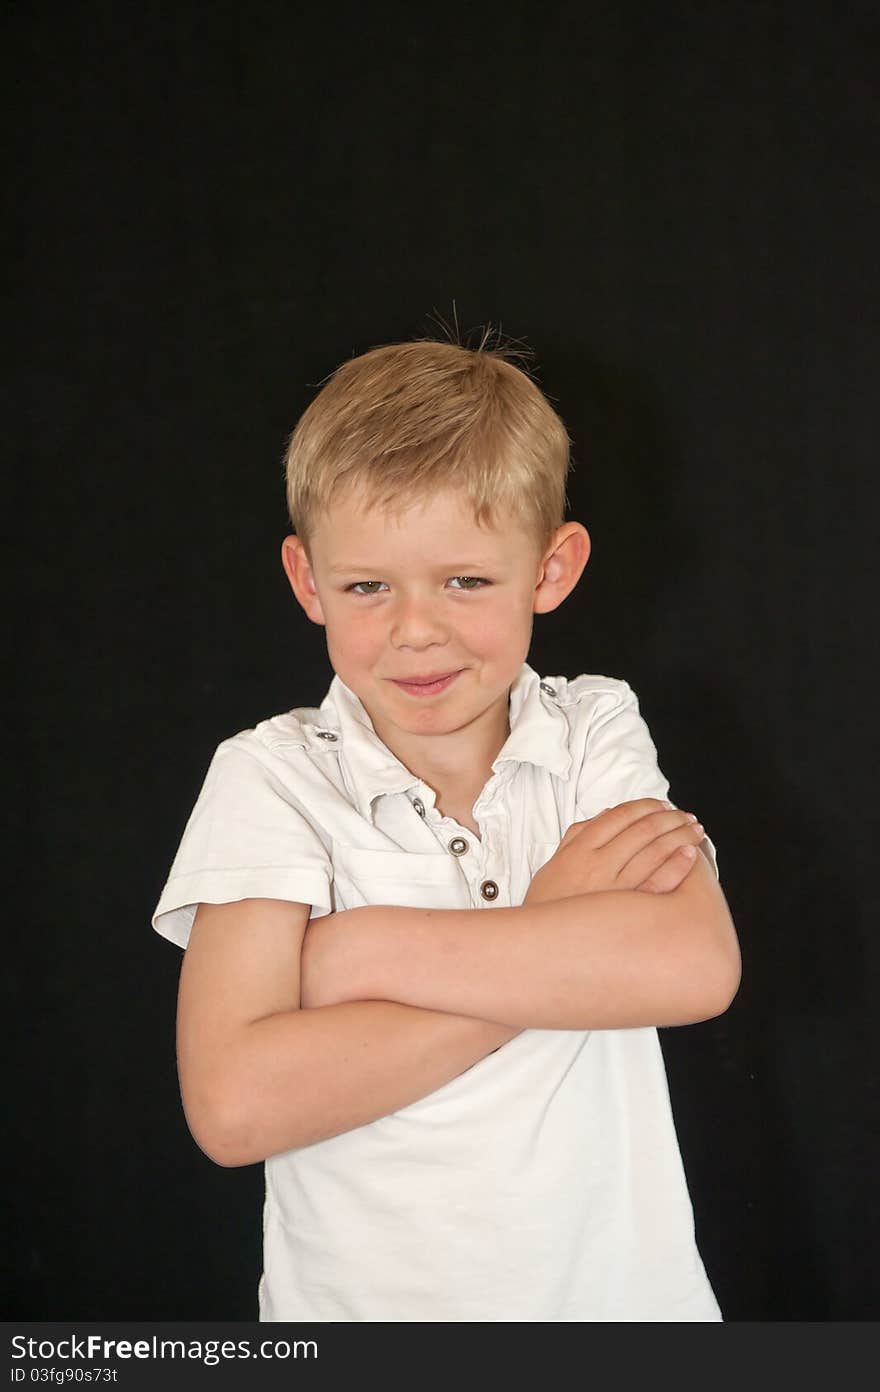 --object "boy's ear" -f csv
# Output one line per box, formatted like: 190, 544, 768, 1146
532, 523, 591, 614
281, 536, 327, 626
